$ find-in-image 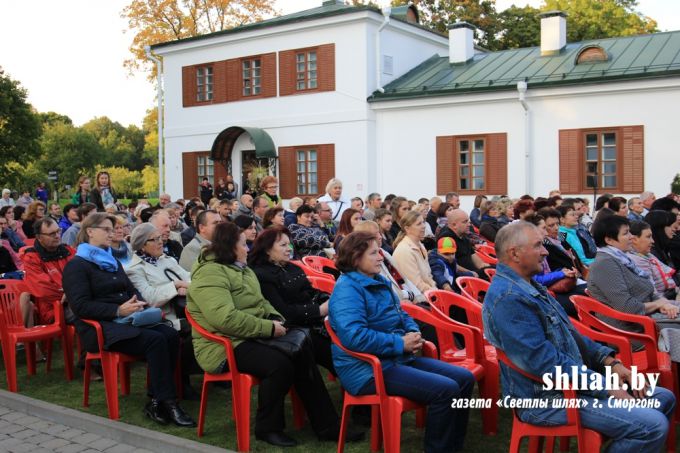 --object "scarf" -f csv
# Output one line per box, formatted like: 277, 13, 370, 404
33, 240, 72, 262
545, 236, 568, 254
76, 243, 118, 272
136, 249, 158, 266
100, 186, 114, 205
598, 245, 649, 279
